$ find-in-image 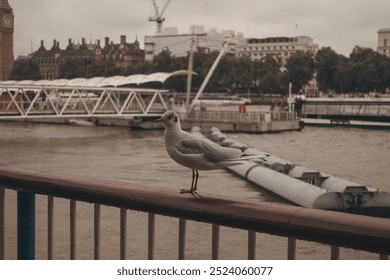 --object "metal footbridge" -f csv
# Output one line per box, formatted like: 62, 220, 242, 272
0, 71, 190, 120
